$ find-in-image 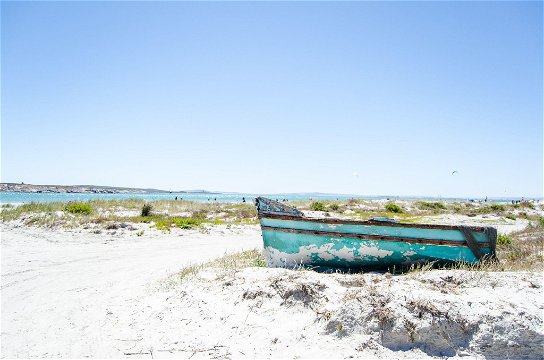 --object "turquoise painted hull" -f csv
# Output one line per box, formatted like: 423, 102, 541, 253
255, 198, 497, 269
